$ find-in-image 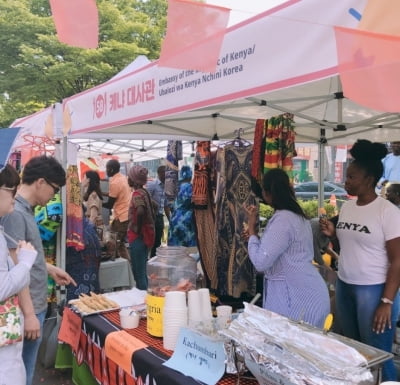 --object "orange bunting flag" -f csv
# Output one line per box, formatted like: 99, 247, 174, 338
159, 0, 230, 73
358, 0, 400, 36
334, 0, 400, 112
334, 26, 400, 112
49, 0, 99, 49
